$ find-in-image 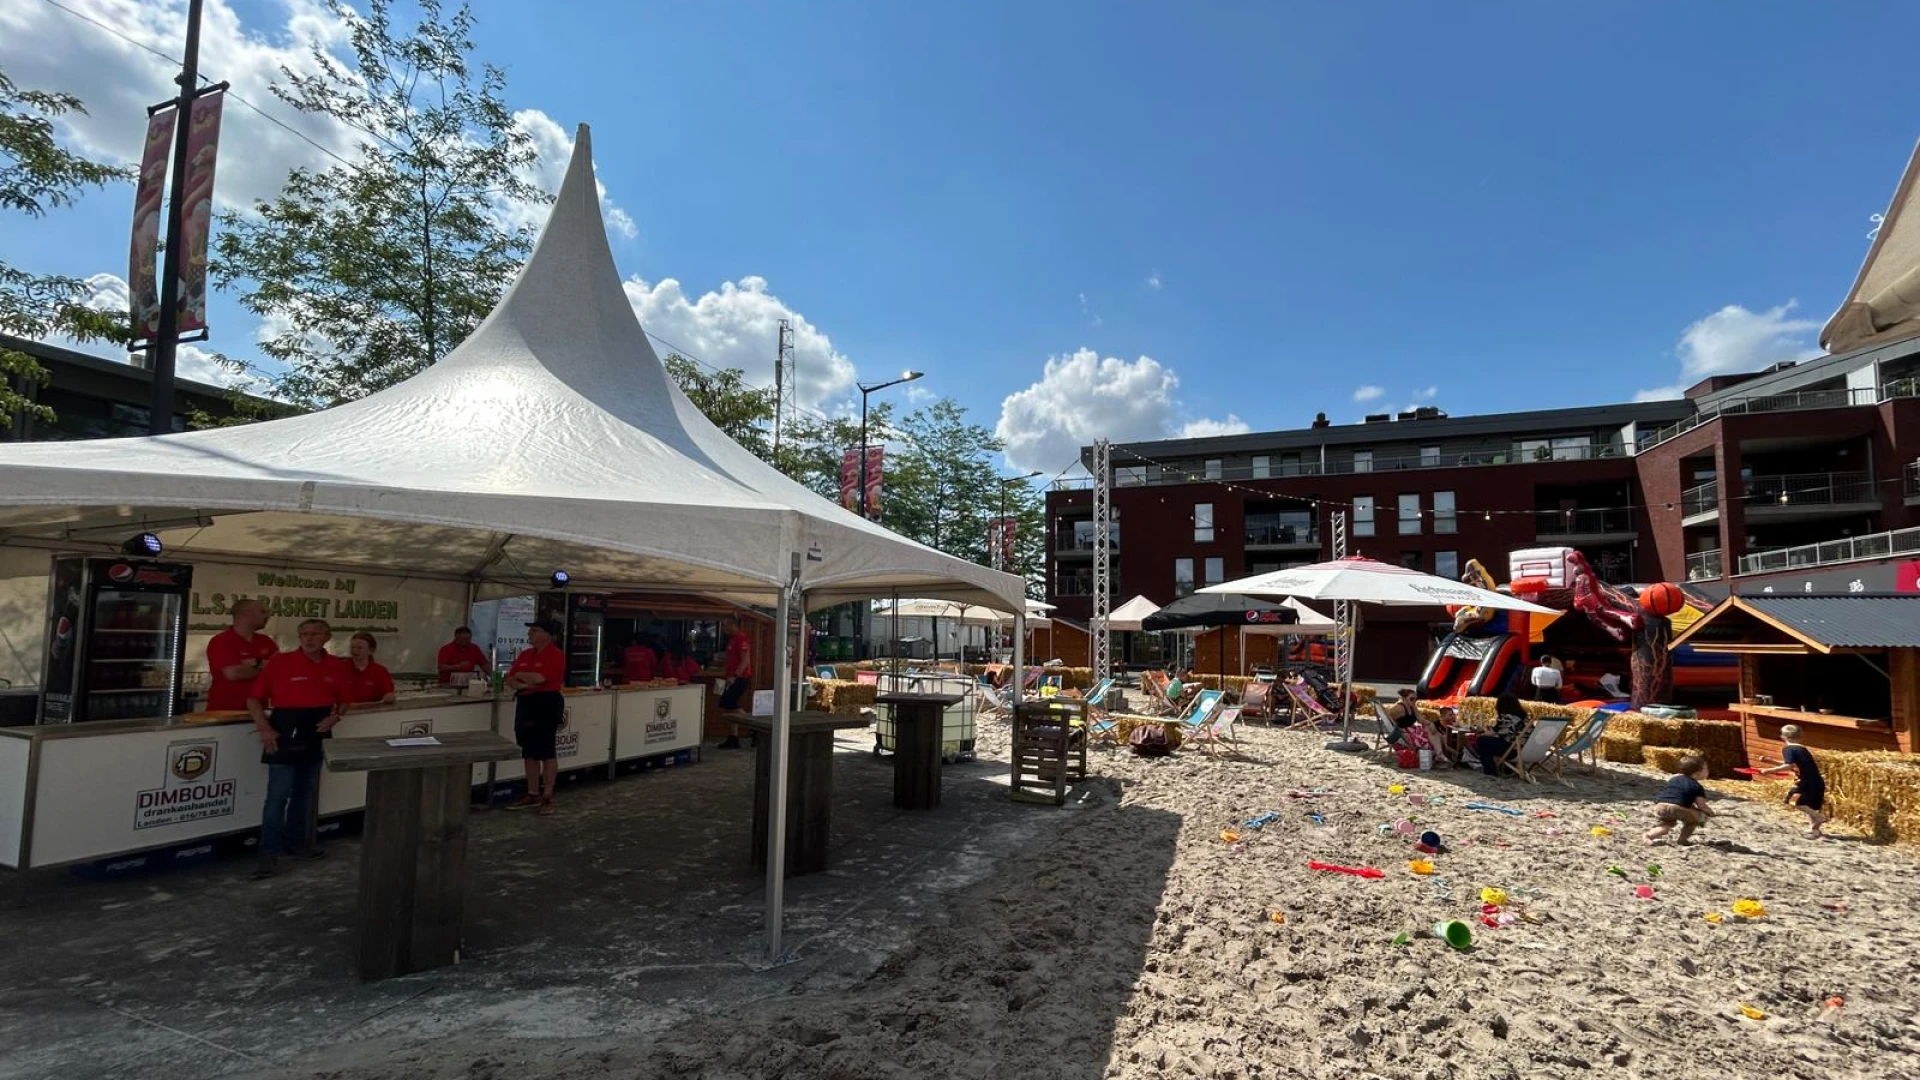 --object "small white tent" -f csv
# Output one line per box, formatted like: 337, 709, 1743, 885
1105, 595, 1162, 632
0, 127, 1023, 614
